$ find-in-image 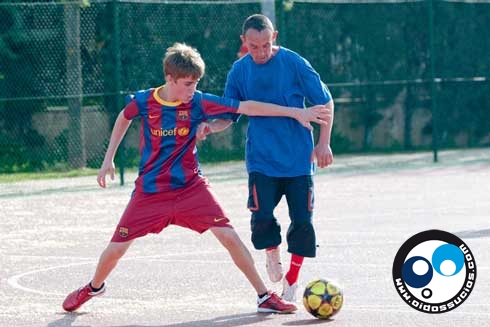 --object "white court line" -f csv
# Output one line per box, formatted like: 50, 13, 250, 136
6, 250, 228, 296
7, 261, 95, 296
